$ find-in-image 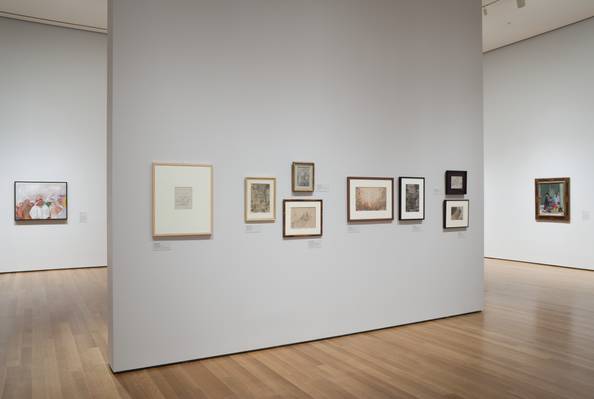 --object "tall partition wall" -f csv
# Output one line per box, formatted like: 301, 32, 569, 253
109, 0, 484, 372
